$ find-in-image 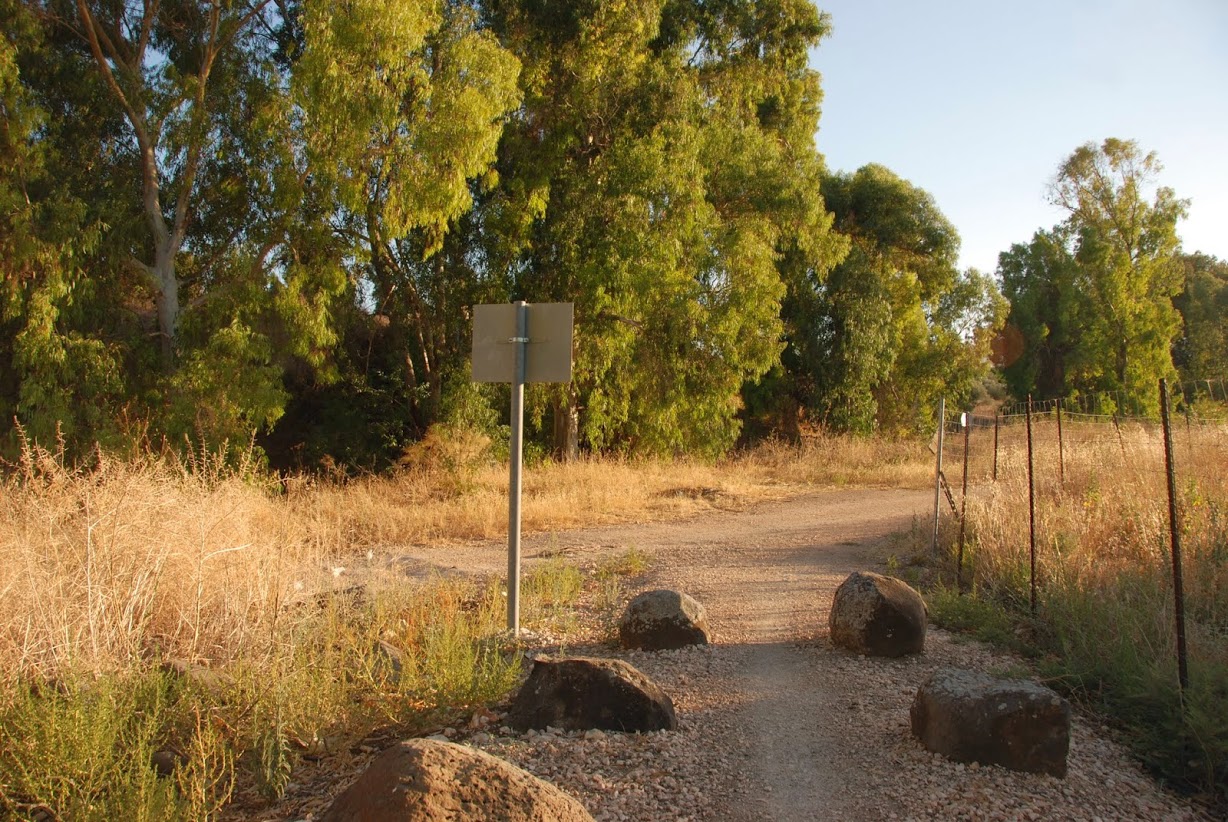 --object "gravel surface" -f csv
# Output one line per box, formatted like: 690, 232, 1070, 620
282, 490, 1211, 821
